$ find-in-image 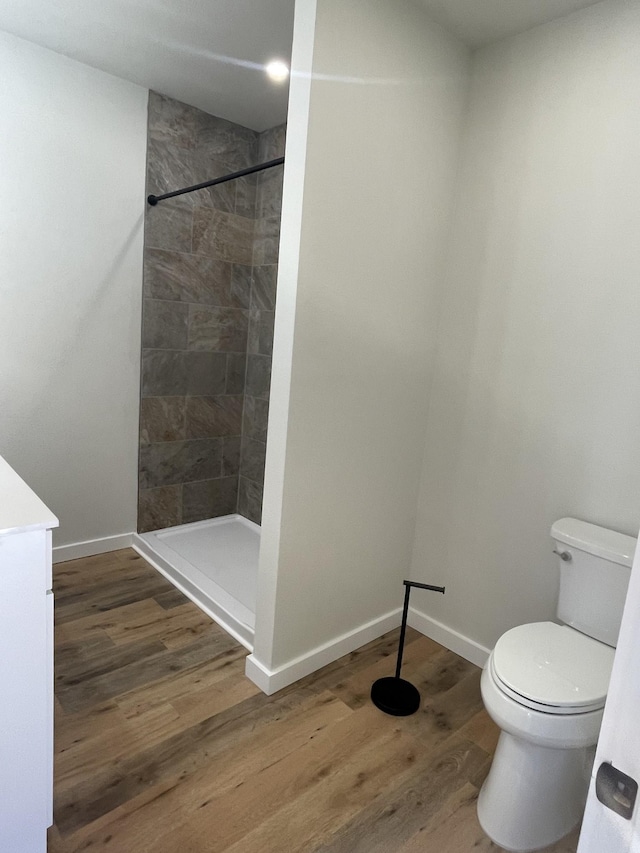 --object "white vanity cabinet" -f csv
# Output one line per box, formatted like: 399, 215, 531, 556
0, 456, 58, 853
